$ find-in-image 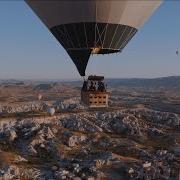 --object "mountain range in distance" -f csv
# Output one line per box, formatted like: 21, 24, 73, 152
0, 76, 180, 90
